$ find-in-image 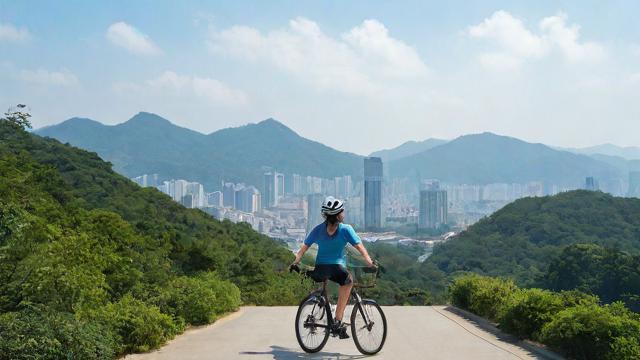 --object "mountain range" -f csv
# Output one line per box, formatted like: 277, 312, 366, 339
389, 132, 623, 187
369, 138, 448, 163
565, 143, 640, 160
37, 113, 627, 191
37, 112, 363, 190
